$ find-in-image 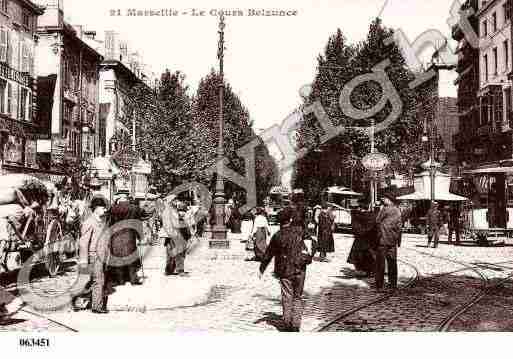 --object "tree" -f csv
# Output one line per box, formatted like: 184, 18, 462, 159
186, 70, 279, 205
294, 19, 430, 203
123, 70, 194, 194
